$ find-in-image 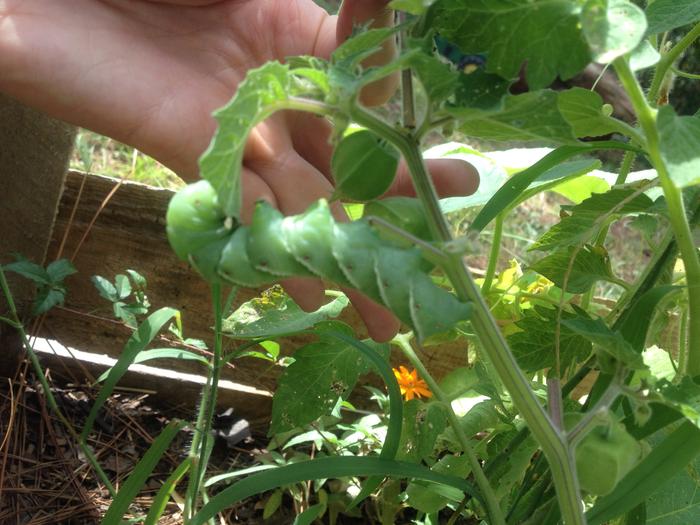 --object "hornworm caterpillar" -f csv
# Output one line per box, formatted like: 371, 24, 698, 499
167, 180, 472, 341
